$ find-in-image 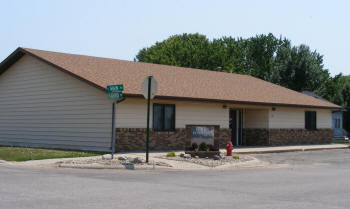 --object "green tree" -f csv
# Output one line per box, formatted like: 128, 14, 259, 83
342, 83, 350, 132
316, 73, 345, 106
243, 33, 289, 83
207, 37, 246, 73
276, 44, 329, 92
135, 33, 212, 70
